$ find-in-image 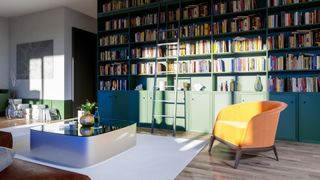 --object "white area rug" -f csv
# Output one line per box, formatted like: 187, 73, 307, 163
1, 125, 206, 180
